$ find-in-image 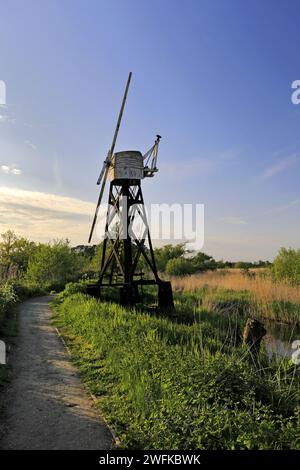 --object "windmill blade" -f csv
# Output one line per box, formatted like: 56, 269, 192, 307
107, 72, 132, 166
96, 72, 132, 186
89, 72, 132, 243
88, 165, 109, 243
97, 155, 109, 186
